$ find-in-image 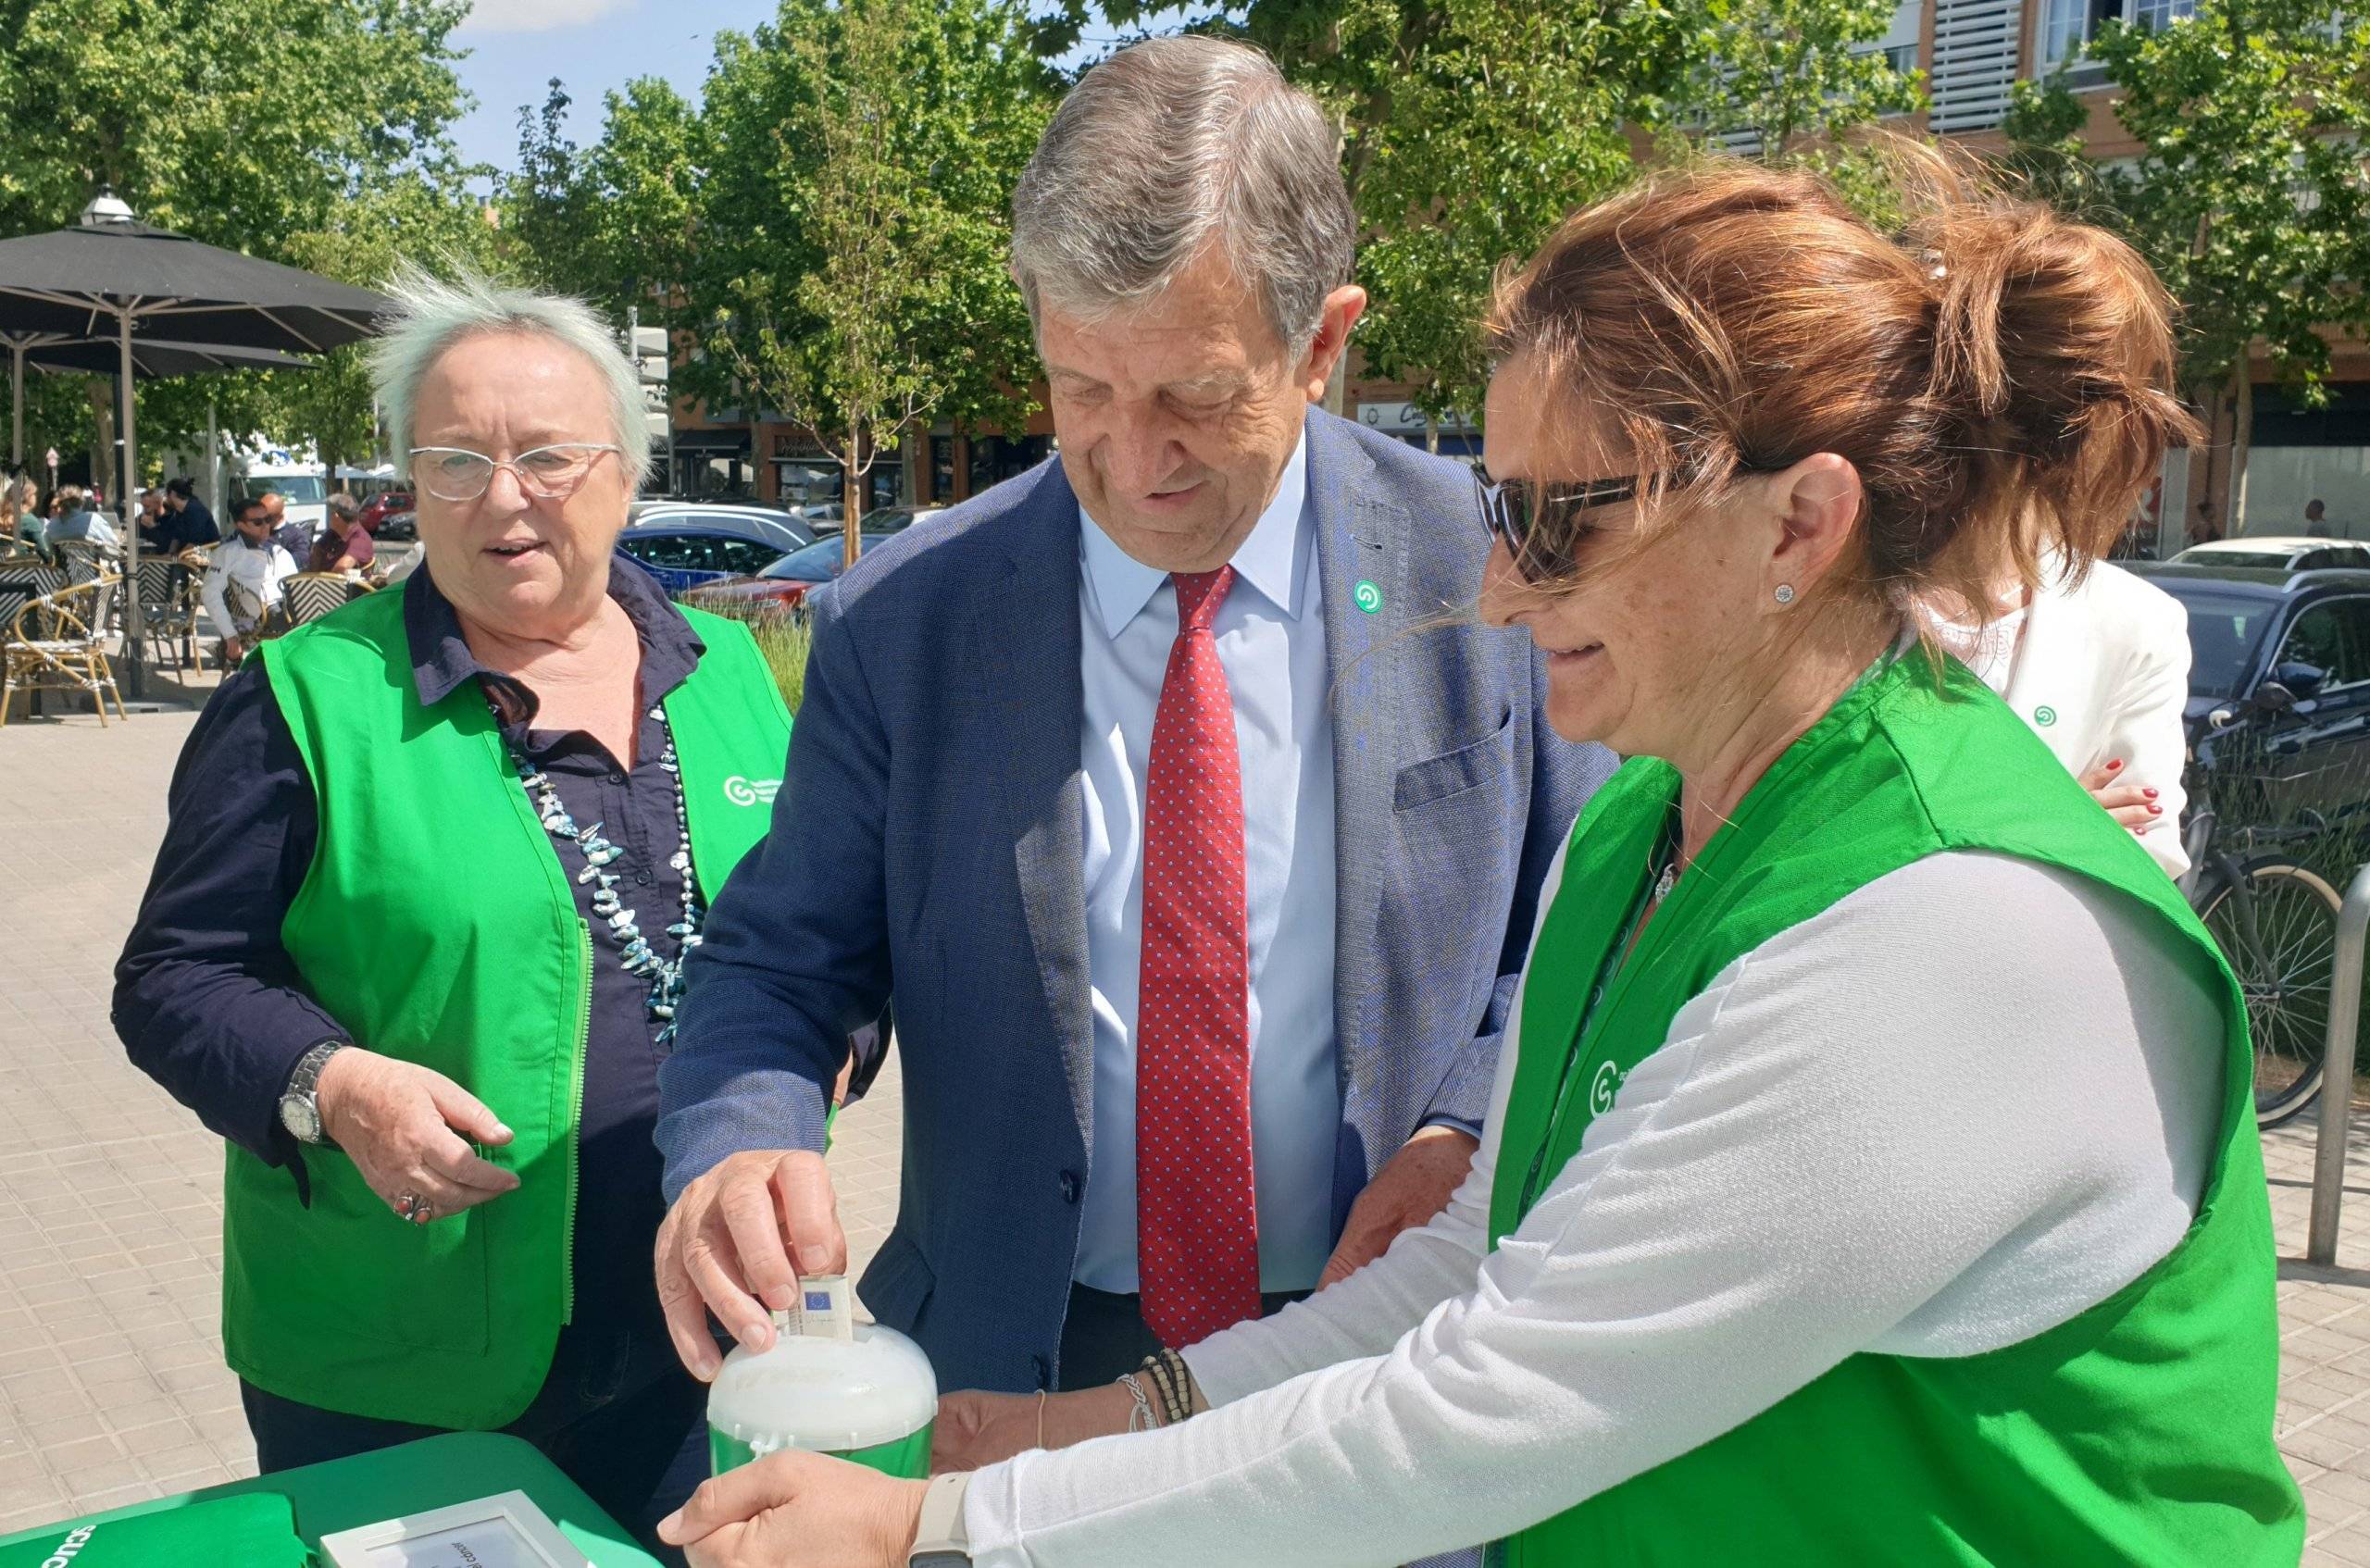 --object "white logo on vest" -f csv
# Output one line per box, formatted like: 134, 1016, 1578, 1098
1589, 1058, 1625, 1116
723, 776, 781, 807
